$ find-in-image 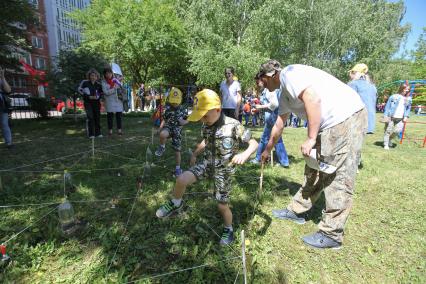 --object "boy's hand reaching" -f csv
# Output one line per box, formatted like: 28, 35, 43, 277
190, 154, 197, 166
230, 153, 249, 165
